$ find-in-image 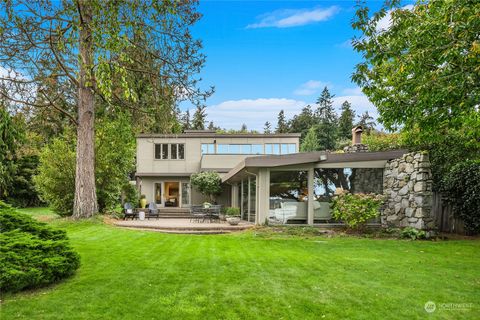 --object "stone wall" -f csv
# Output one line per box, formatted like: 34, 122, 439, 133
351, 168, 384, 194
383, 152, 434, 230
344, 143, 369, 153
